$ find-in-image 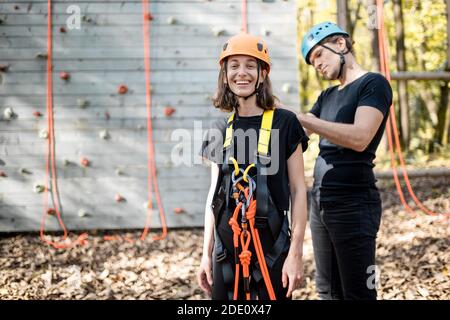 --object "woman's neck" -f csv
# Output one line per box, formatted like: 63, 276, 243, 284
237, 96, 263, 116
